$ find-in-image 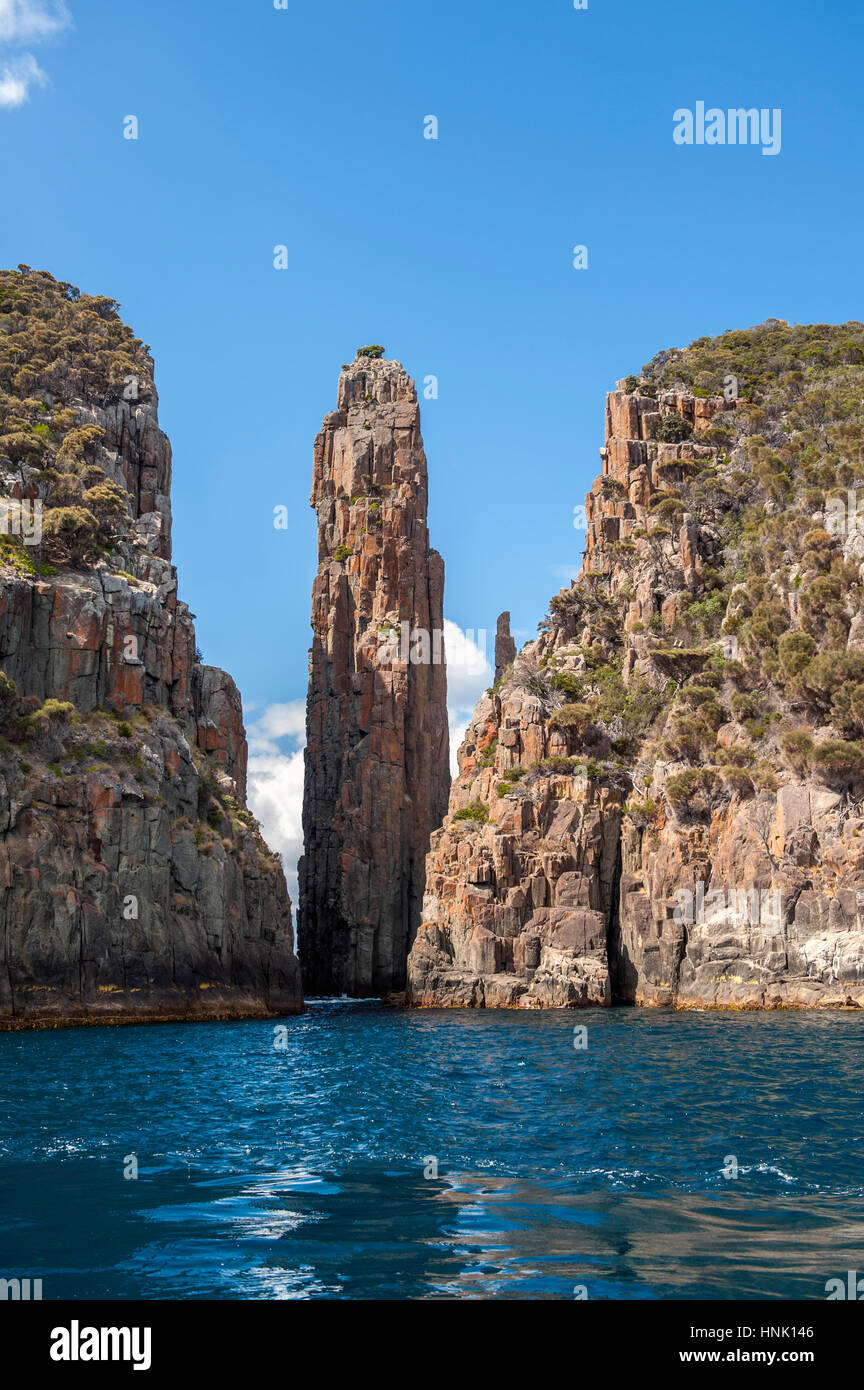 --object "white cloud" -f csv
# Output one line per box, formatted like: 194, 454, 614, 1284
443, 616, 491, 703
0, 0, 70, 43
0, 1, 71, 109
444, 617, 492, 776
245, 699, 306, 904
247, 745, 305, 904
0, 51, 45, 105
244, 622, 492, 897
247, 700, 306, 754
